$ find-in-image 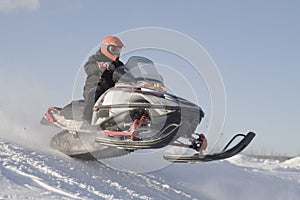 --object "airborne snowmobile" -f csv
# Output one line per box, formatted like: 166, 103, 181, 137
41, 56, 255, 163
